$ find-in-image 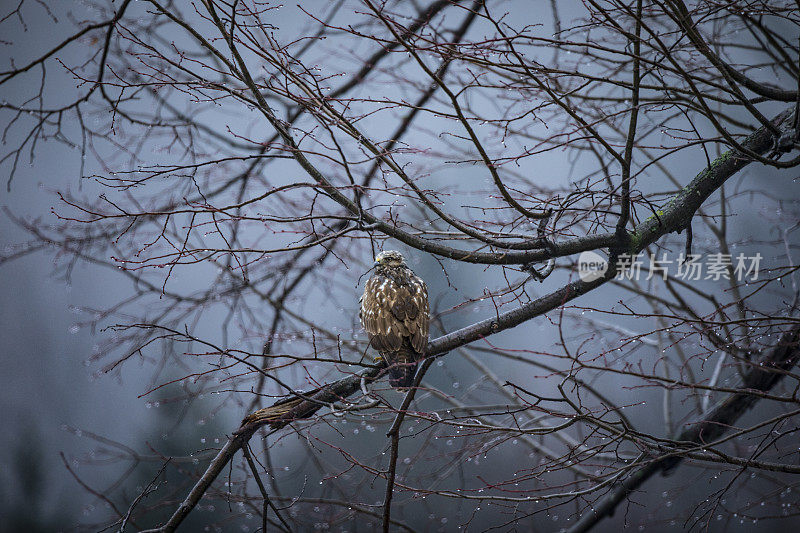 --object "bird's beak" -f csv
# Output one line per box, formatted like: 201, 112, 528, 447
373, 259, 381, 268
